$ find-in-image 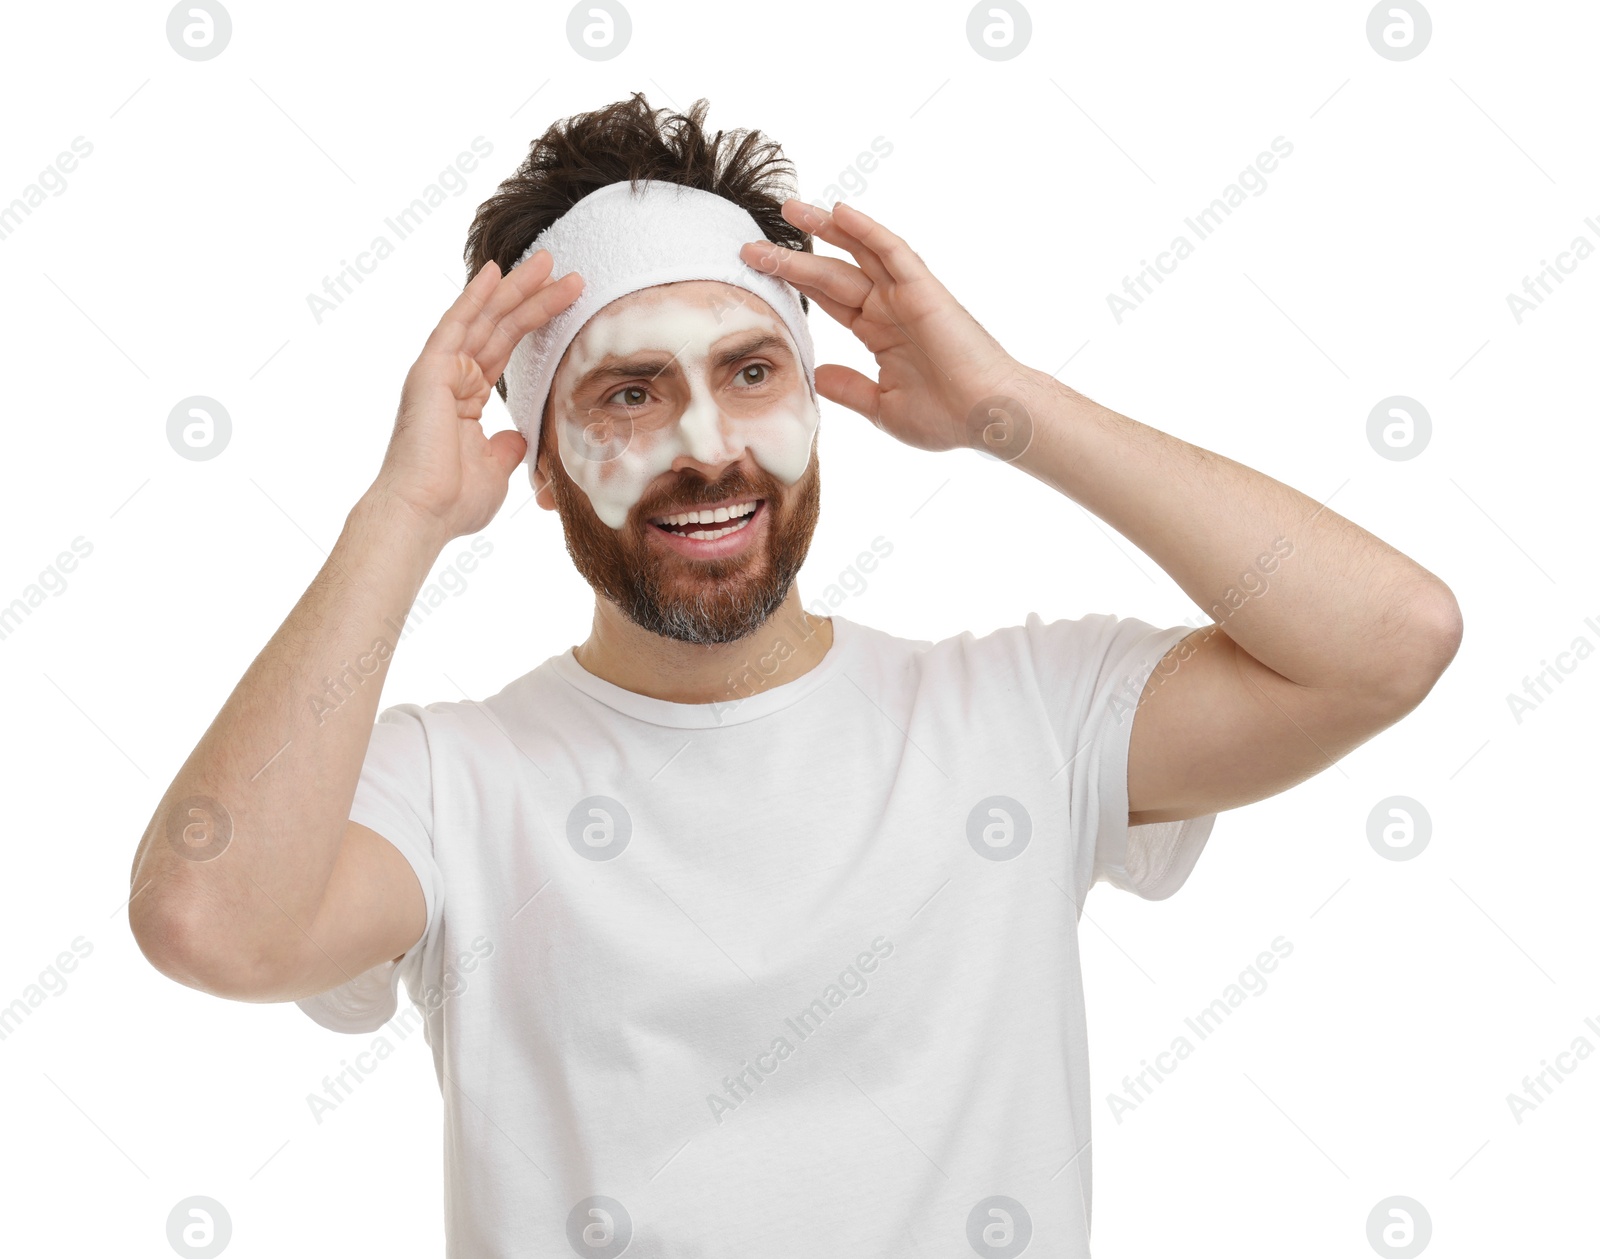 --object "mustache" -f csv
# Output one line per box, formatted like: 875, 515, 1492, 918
637, 473, 774, 517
